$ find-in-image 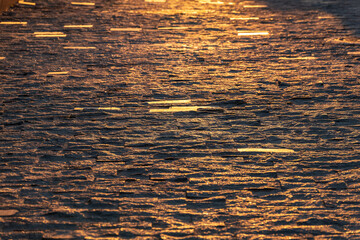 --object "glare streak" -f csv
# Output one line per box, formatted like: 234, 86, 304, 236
150, 106, 214, 112
34, 32, 66, 37
71, 2, 95, 6
238, 148, 295, 153
18, 1, 36, 6
348, 51, 360, 55
0, 22, 28, 25
238, 31, 269, 36
64, 25, 93, 28
0, 57, 5, 60
35, 35, 67, 37
318, 16, 335, 19
110, 28, 142, 32
279, 57, 317, 60
64, 46, 96, 49
98, 107, 121, 111
74, 107, 121, 111
34, 32, 64, 35
243, 5, 267, 8
47, 72, 69, 75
